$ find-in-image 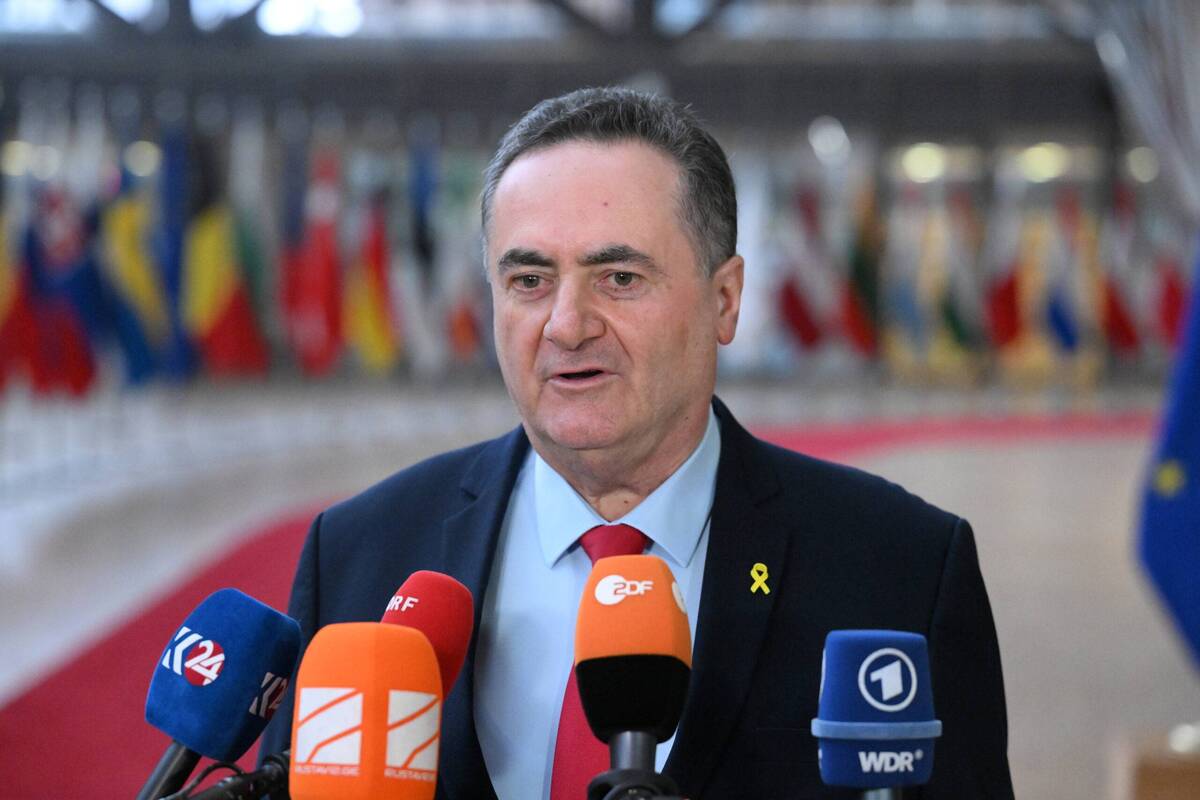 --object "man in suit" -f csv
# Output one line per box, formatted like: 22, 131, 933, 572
260, 87, 1013, 799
